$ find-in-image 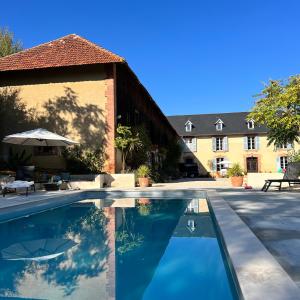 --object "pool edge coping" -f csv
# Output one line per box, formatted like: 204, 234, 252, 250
207, 190, 300, 300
